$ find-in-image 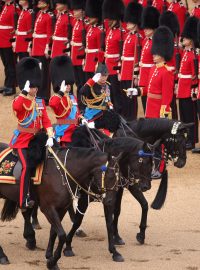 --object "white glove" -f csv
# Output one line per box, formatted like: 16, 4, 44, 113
127, 88, 138, 97
60, 80, 66, 93
81, 118, 88, 125
92, 73, 101, 83
24, 80, 30, 93
46, 137, 54, 147
87, 121, 95, 129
